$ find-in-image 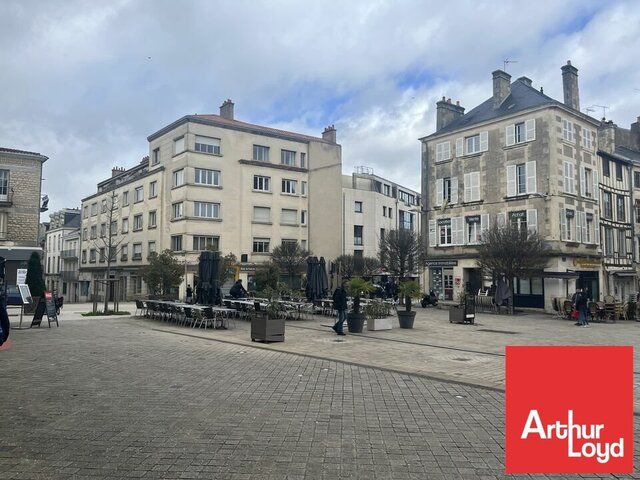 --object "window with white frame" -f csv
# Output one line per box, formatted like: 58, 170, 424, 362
152, 148, 160, 165
563, 161, 576, 194
121, 244, 128, 260
172, 169, 185, 187
560, 208, 576, 241
253, 145, 270, 161
507, 161, 536, 196
148, 241, 156, 255
435, 141, 451, 162
438, 219, 452, 245
122, 191, 129, 206
121, 217, 129, 233
174, 136, 185, 154
384, 184, 391, 196
282, 179, 297, 194
281, 150, 296, 166
82, 228, 88, 240
100, 223, 106, 237
193, 235, 219, 251
133, 214, 143, 231
582, 129, 593, 150
281, 208, 298, 225
194, 168, 220, 186
149, 181, 157, 198
134, 186, 143, 203
562, 119, 574, 142
0, 170, 9, 200
506, 119, 535, 146
172, 202, 184, 220
463, 172, 481, 202
355, 201, 363, 213
616, 194, 626, 222
253, 175, 270, 192
354, 226, 363, 246
300, 152, 307, 168
194, 201, 220, 219
465, 134, 480, 154
101, 199, 107, 213
581, 167, 594, 198
170, 235, 183, 252
195, 135, 220, 154
89, 249, 96, 262
466, 216, 481, 244
253, 206, 271, 223
148, 210, 157, 228
253, 238, 270, 253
